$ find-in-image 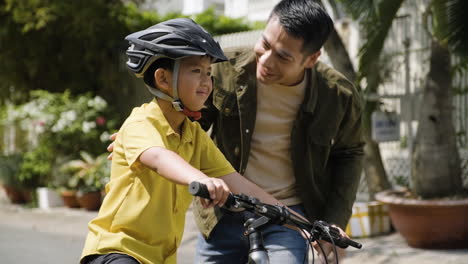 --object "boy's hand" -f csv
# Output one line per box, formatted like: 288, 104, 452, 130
107, 133, 118, 160
195, 178, 230, 208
